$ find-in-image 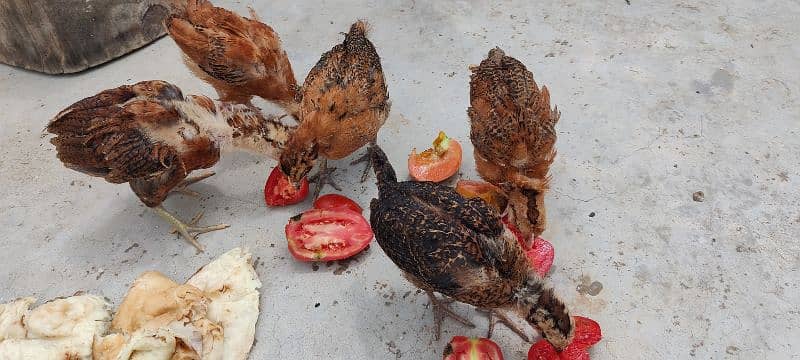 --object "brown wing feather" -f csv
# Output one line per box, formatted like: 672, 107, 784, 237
468, 48, 559, 182
47, 81, 220, 207
49, 98, 181, 185
370, 181, 526, 307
